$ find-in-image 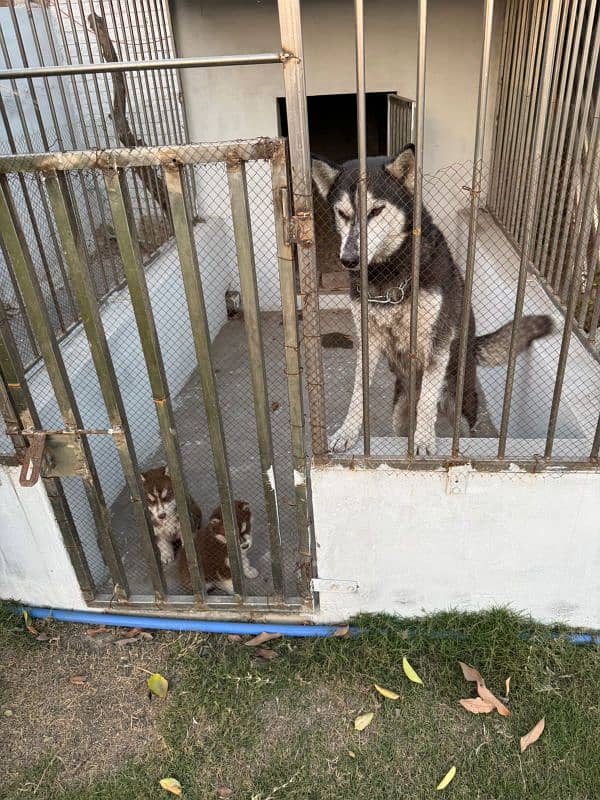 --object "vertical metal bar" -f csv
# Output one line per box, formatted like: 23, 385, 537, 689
0, 303, 94, 599
162, 162, 245, 599
226, 159, 284, 599
277, 0, 328, 459
591, 412, 600, 460
578, 218, 600, 328
0, 174, 130, 597
488, 0, 514, 209
452, 0, 494, 457
544, 116, 600, 458
497, 0, 561, 458
43, 169, 174, 600
103, 166, 206, 600
270, 143, 312, 603
534, 0, 583, 270
588, 266, 600, 344
407, 0, 427, 457
354, 0, 370, 456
